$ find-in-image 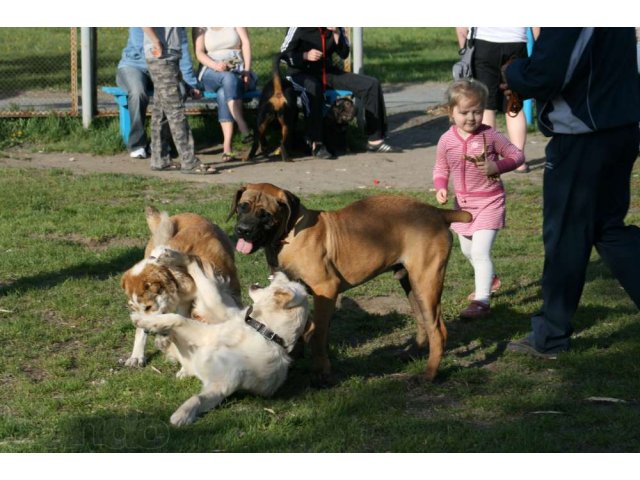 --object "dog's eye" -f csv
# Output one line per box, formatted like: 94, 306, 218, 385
144, 305, 152, 312
258, 209, 272, 220
238, 202, 250, 214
